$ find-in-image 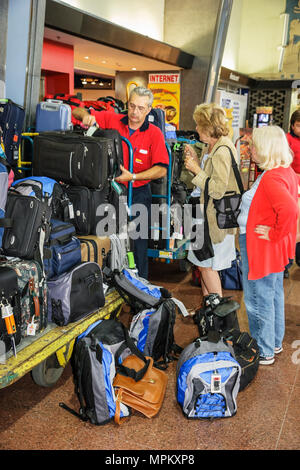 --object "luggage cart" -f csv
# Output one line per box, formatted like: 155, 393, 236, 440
146, 143, 191, 270
0, 290, 123, 389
